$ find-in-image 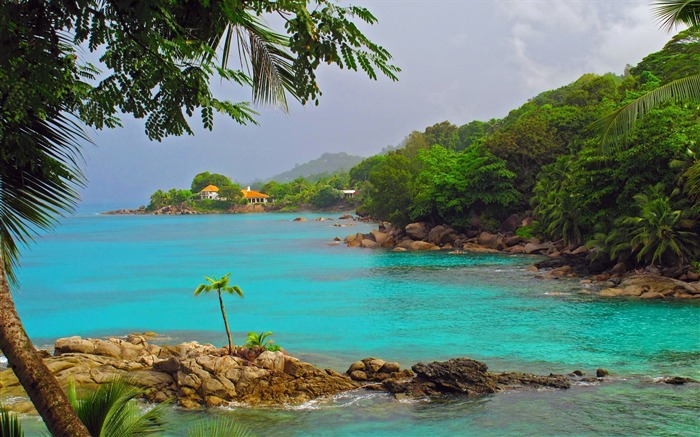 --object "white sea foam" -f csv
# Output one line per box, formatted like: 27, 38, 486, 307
0, 356, 7, 365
